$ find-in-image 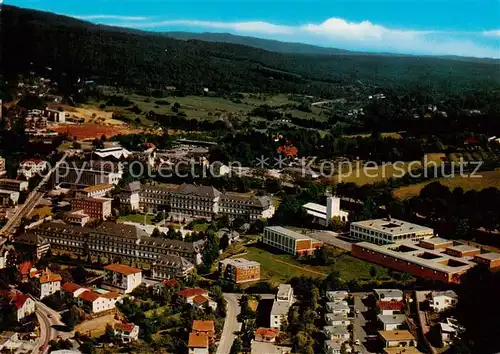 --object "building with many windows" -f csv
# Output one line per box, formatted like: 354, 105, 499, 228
151, 254, 195, 280
350, 217, 434, 245
34, 222, 204, 272
71, 197, 112, 220
54, 161, 123, 186
263, 226, 323, 256
0, 179, 29, 192
218, 258, 261, 284
30, 270, 61, 299
103, 264, 142, 294
75, 184, 114, 199
119, 181, 141, 211
139, 183, 275, 220
270, 284, 294, 328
